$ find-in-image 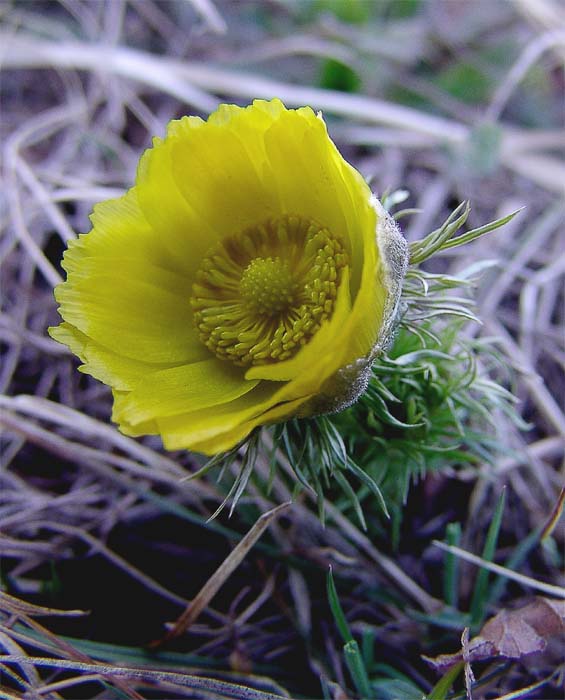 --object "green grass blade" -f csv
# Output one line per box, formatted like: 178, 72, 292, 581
343, 639, 372, 699
361, 628, 375, 671
470, 487, 506, 628
326, 567, 352, 644
443, 522, 462, 608
427, 662, 464, 700
487, 527, 542, 606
